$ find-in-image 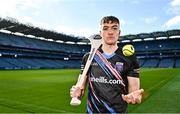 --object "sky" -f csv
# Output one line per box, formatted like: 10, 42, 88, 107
0, 0, 179, 38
